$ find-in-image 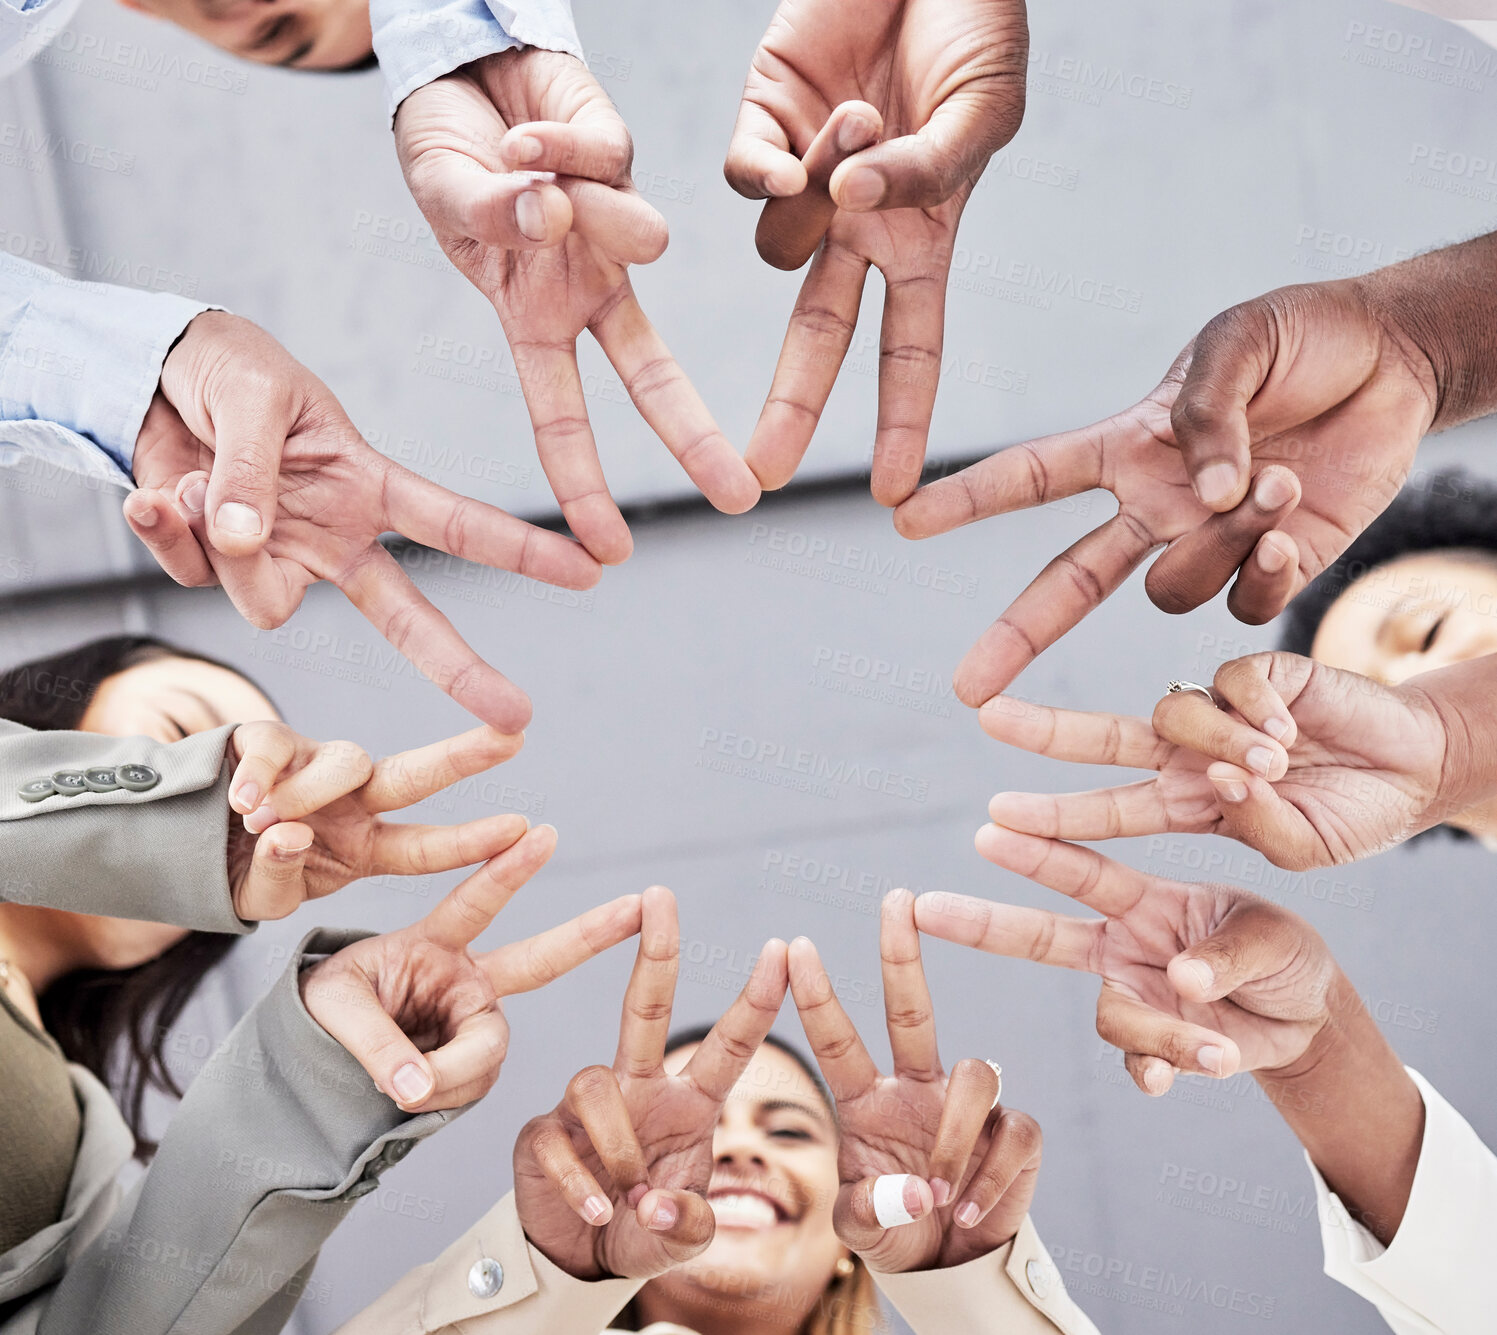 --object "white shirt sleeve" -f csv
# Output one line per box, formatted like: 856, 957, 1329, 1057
0, 0, 81, 80
1309, 1069, 1497, 1335
370, 0, 583, 122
